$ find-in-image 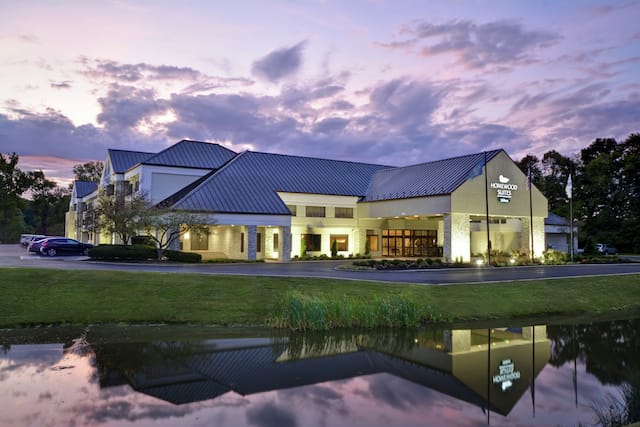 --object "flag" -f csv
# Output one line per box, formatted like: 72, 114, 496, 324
465, 158, 484, 180
565, 175, 572, 199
